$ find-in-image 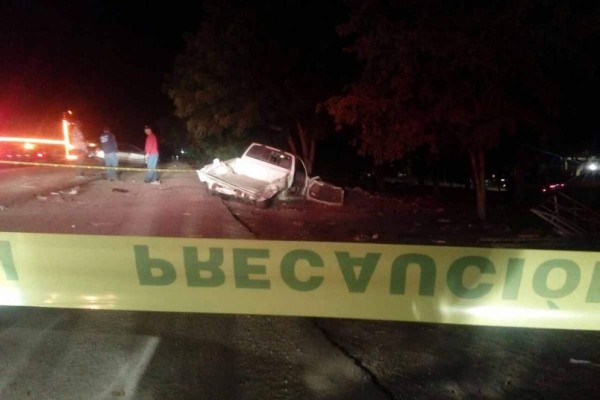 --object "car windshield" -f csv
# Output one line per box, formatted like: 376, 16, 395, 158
245, 144, 292, 169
